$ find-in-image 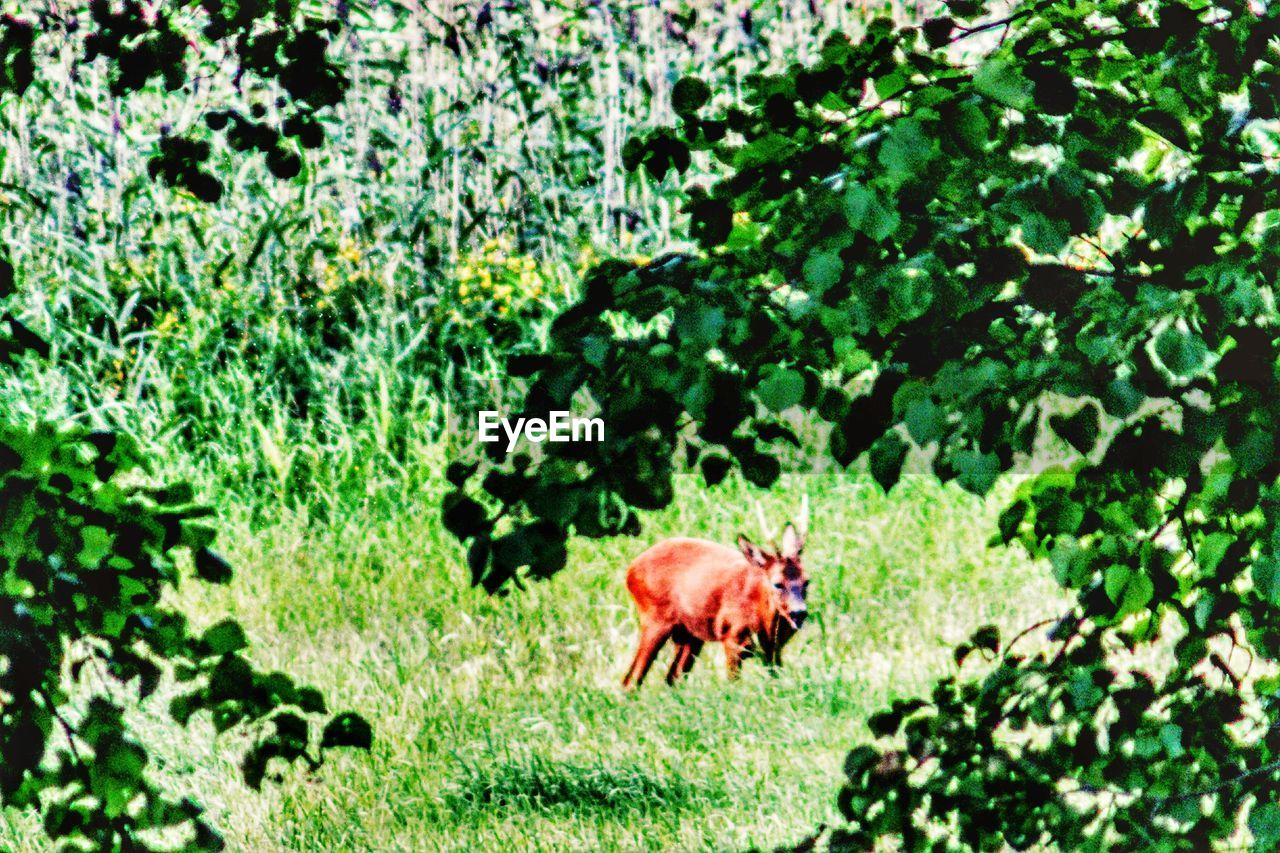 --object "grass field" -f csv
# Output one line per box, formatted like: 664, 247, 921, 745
2, 456, 1063, 851
0, 1, 1078, 849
